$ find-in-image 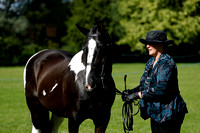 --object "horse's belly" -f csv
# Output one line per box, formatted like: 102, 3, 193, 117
37, 76, 75, 117
38, 84, 63, 108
